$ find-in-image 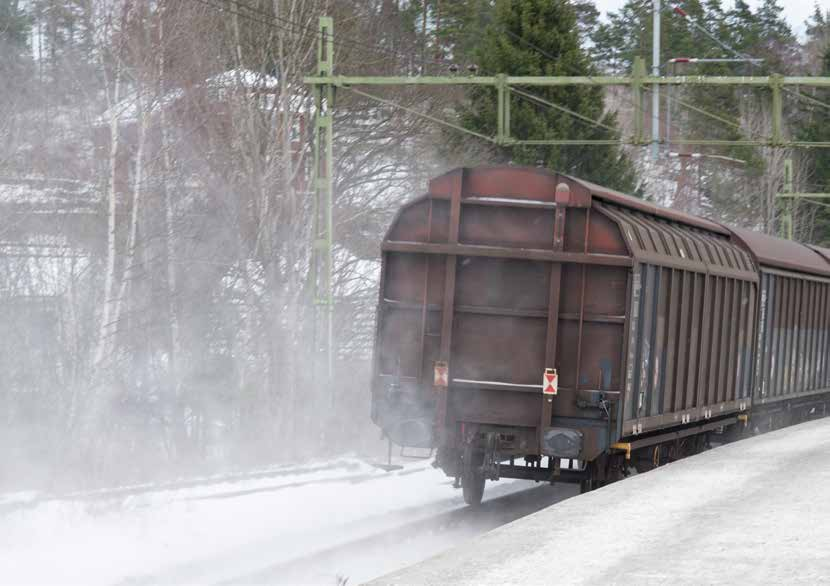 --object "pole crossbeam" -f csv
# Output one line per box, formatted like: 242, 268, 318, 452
306, 49, 830, 149
306, 17, 830, 312
304, 75, 830, 87
306, 68, 830, 148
